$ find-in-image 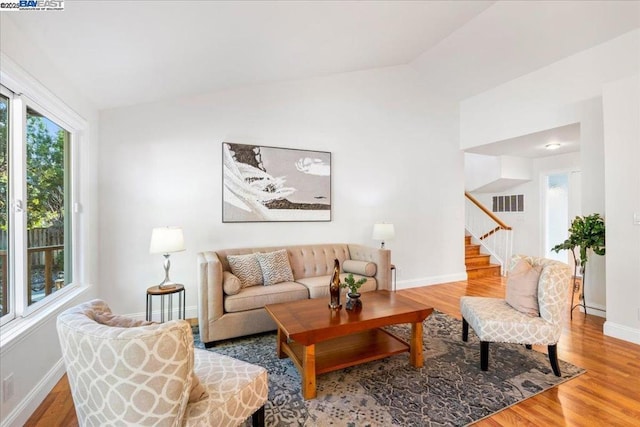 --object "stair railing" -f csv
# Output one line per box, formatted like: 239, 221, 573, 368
465, 192, 513, 275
